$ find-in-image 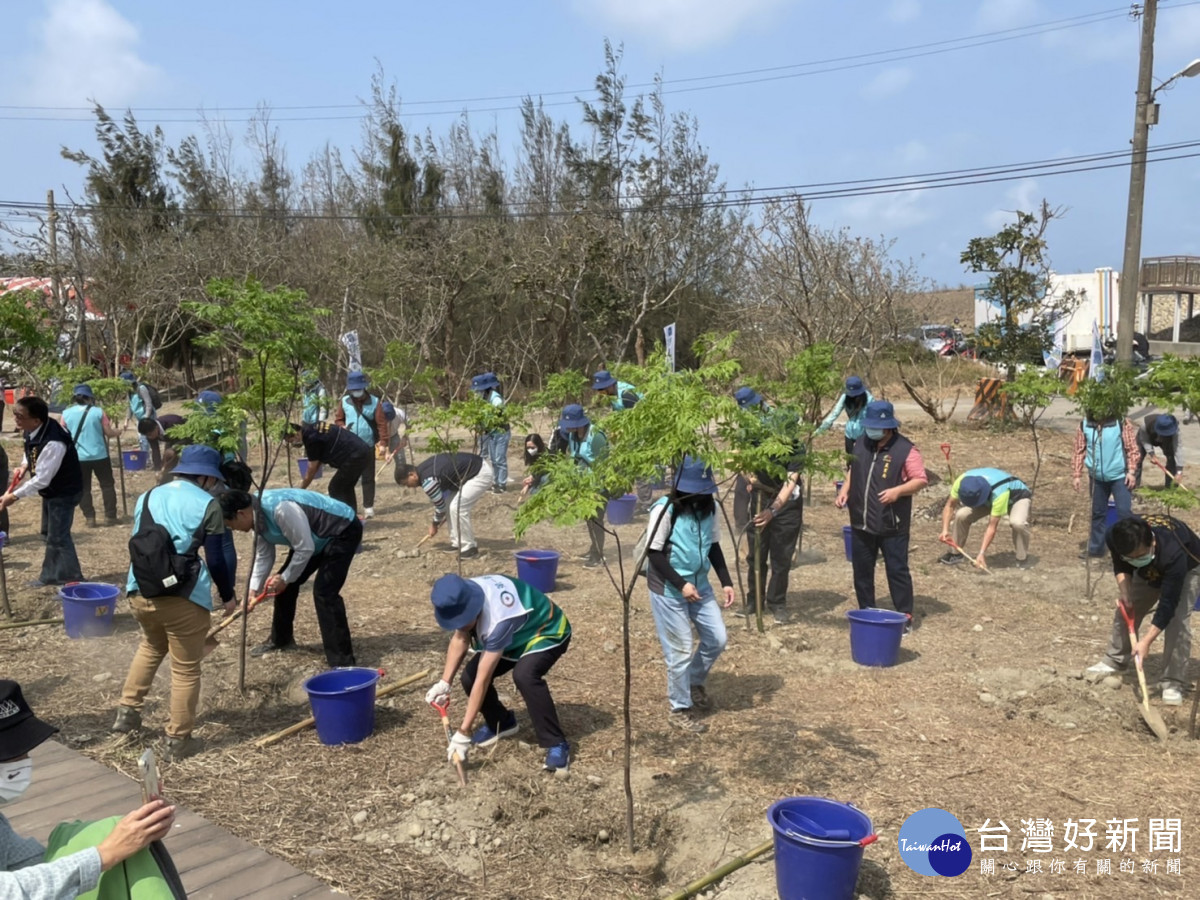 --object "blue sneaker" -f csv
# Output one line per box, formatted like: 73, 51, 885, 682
471, 711, 519, 747
543, 741, 570, 772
